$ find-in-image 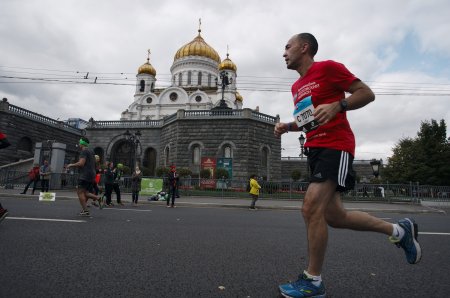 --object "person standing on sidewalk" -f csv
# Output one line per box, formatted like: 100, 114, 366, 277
21, 164, 40, 195
131, 166, 142, 205
113, 163, 124, 206
275, 33, 421, 298
104, 162, 115, 206
66, 137, 102, 216
167, 165, 179, 208
0, 131, 11, 222
248, 175, 261, 210
39, 160, 52, 192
